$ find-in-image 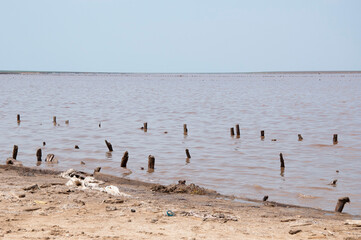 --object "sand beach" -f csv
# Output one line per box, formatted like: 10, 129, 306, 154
1, 164, 361, 240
